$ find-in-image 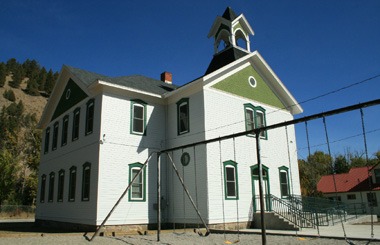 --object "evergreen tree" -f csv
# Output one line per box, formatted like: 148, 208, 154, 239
44, 69, 55, 94
26, 78, 40, 96
0, 63, 6, 87
3, 89, 16, 102
6, 58, 18, 73
9, 66, 23, 88
38, 67, 47, 91
23, 59, 40, 80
